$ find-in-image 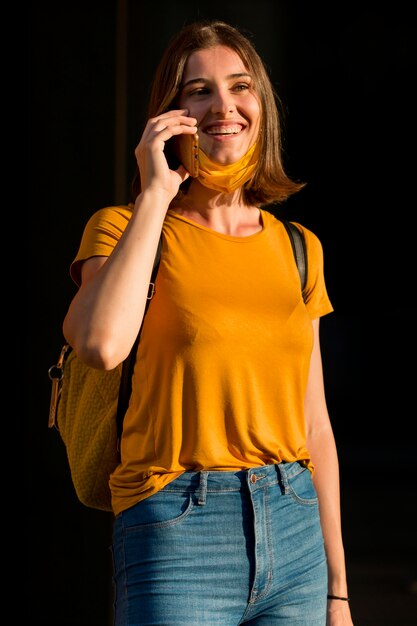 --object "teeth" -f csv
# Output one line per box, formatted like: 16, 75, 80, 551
207, 126, 240, 135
